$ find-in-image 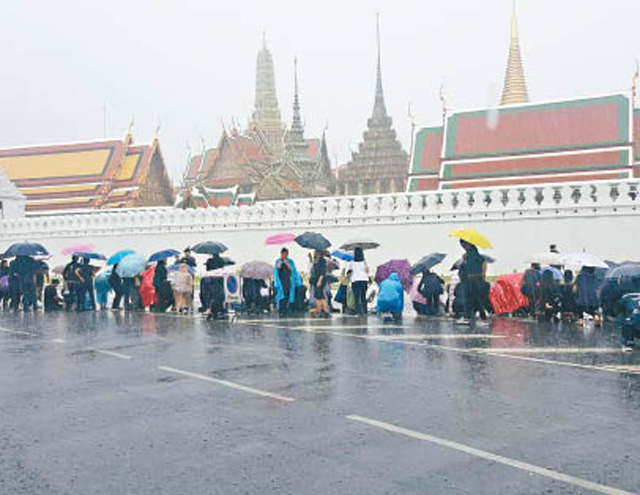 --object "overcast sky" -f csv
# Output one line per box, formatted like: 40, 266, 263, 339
0, 0, 638, 182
